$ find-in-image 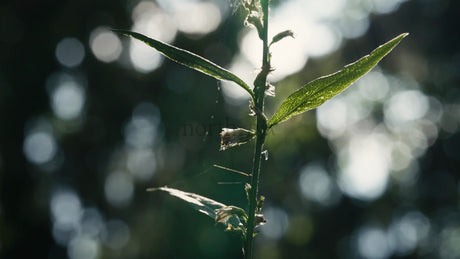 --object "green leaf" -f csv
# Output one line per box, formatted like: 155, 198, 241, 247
268, 33, 408, 128
147, 186, 243, 229
114, 29, 254, 100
